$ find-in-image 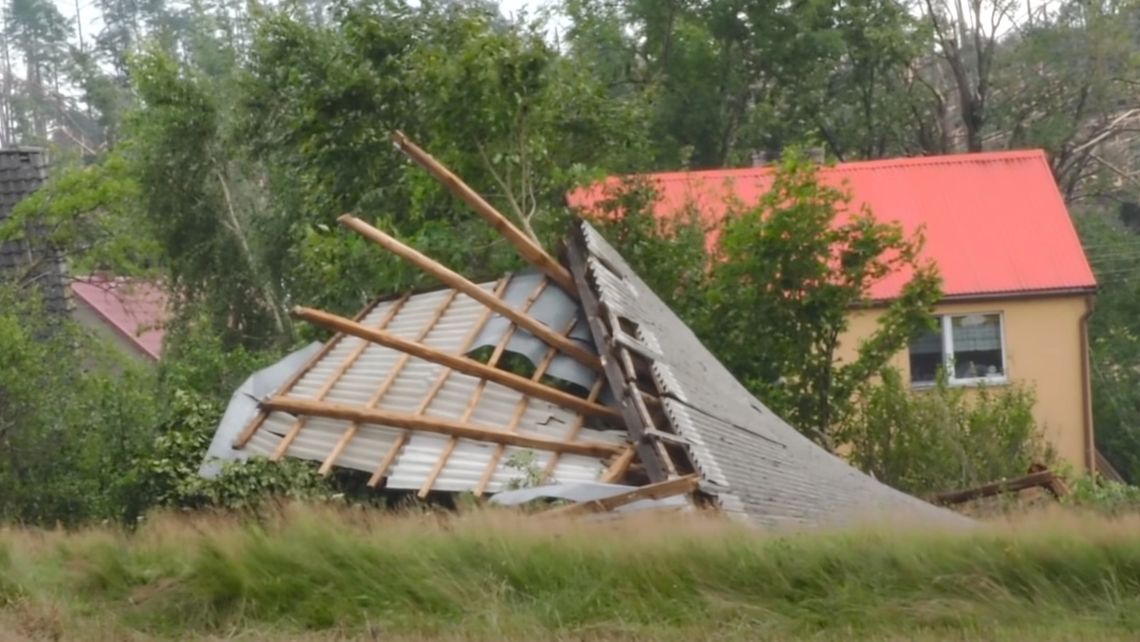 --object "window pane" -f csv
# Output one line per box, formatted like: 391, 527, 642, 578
908, 325, 943, 384
951, 314, 1003, 378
